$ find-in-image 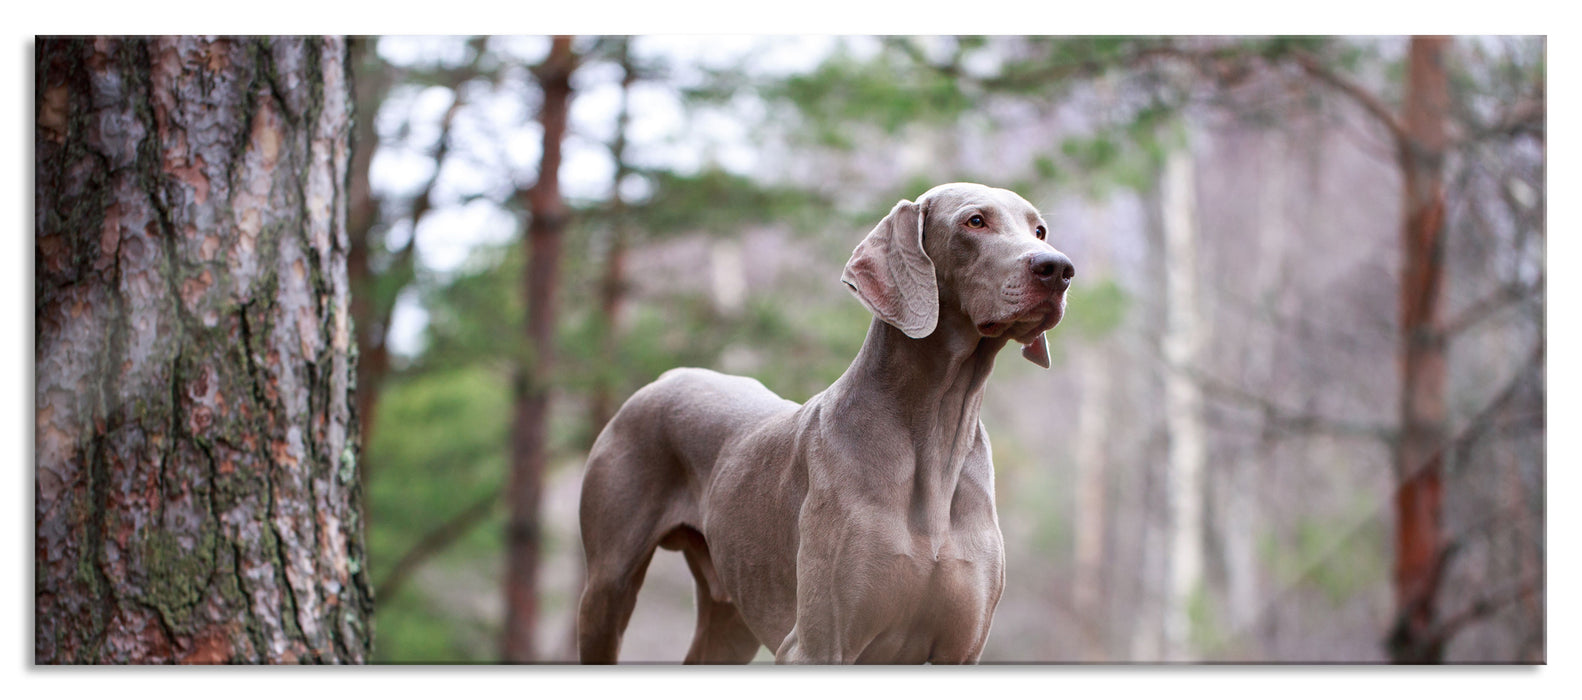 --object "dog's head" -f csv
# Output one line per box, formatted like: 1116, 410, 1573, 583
841, 182, 1074, 367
